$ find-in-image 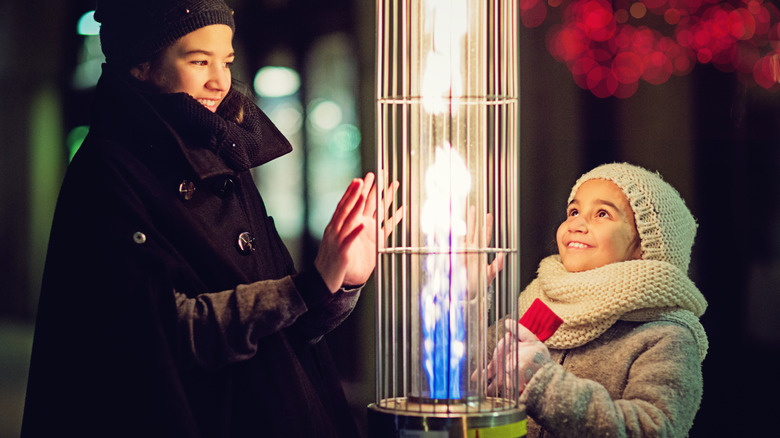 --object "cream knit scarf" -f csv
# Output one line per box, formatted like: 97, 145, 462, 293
519, 255, 709, 361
